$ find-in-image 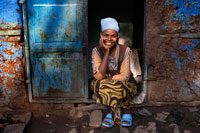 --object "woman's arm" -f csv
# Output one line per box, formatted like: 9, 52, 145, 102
98, 38, 110, 77
91, 38, 110, 80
